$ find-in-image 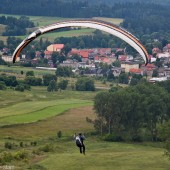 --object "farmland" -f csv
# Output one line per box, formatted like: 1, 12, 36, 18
0, 14, 123, 42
